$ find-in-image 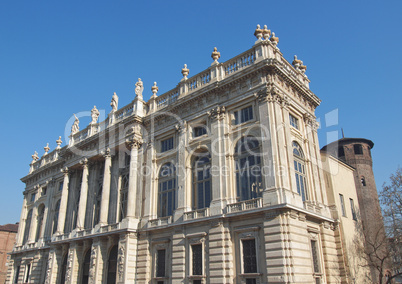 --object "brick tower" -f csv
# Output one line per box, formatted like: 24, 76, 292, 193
322, 138, 383, 235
